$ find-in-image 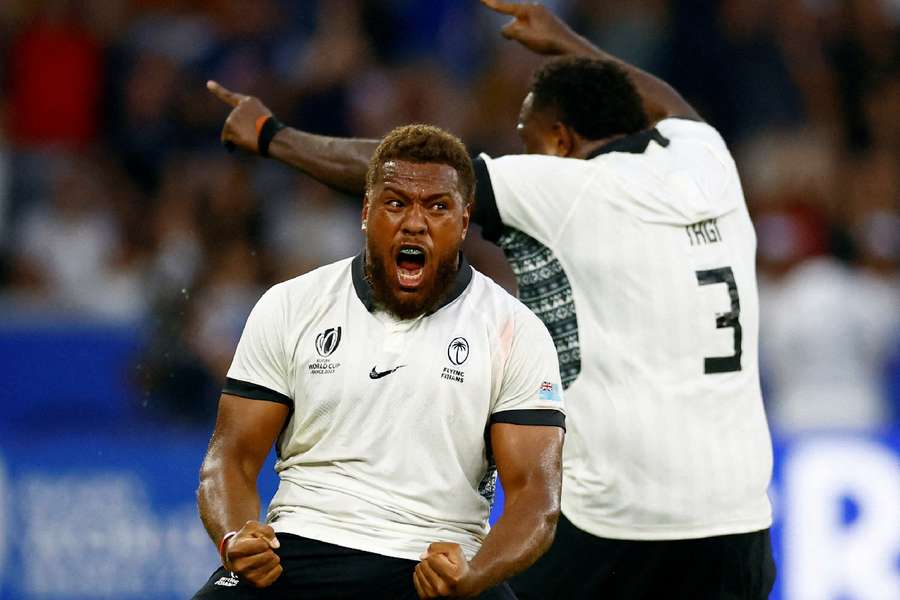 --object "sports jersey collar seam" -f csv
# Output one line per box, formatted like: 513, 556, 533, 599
586, 127, 670, 160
